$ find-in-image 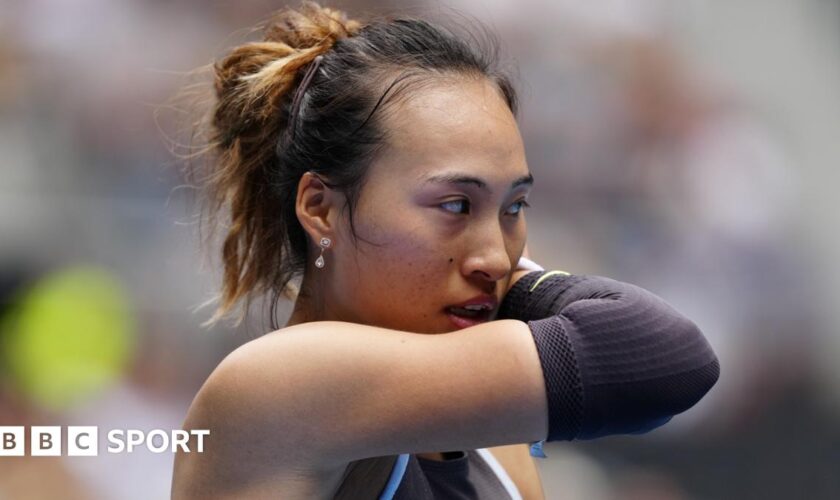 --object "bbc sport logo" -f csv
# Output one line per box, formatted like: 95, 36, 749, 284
0, 426, 209, 456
